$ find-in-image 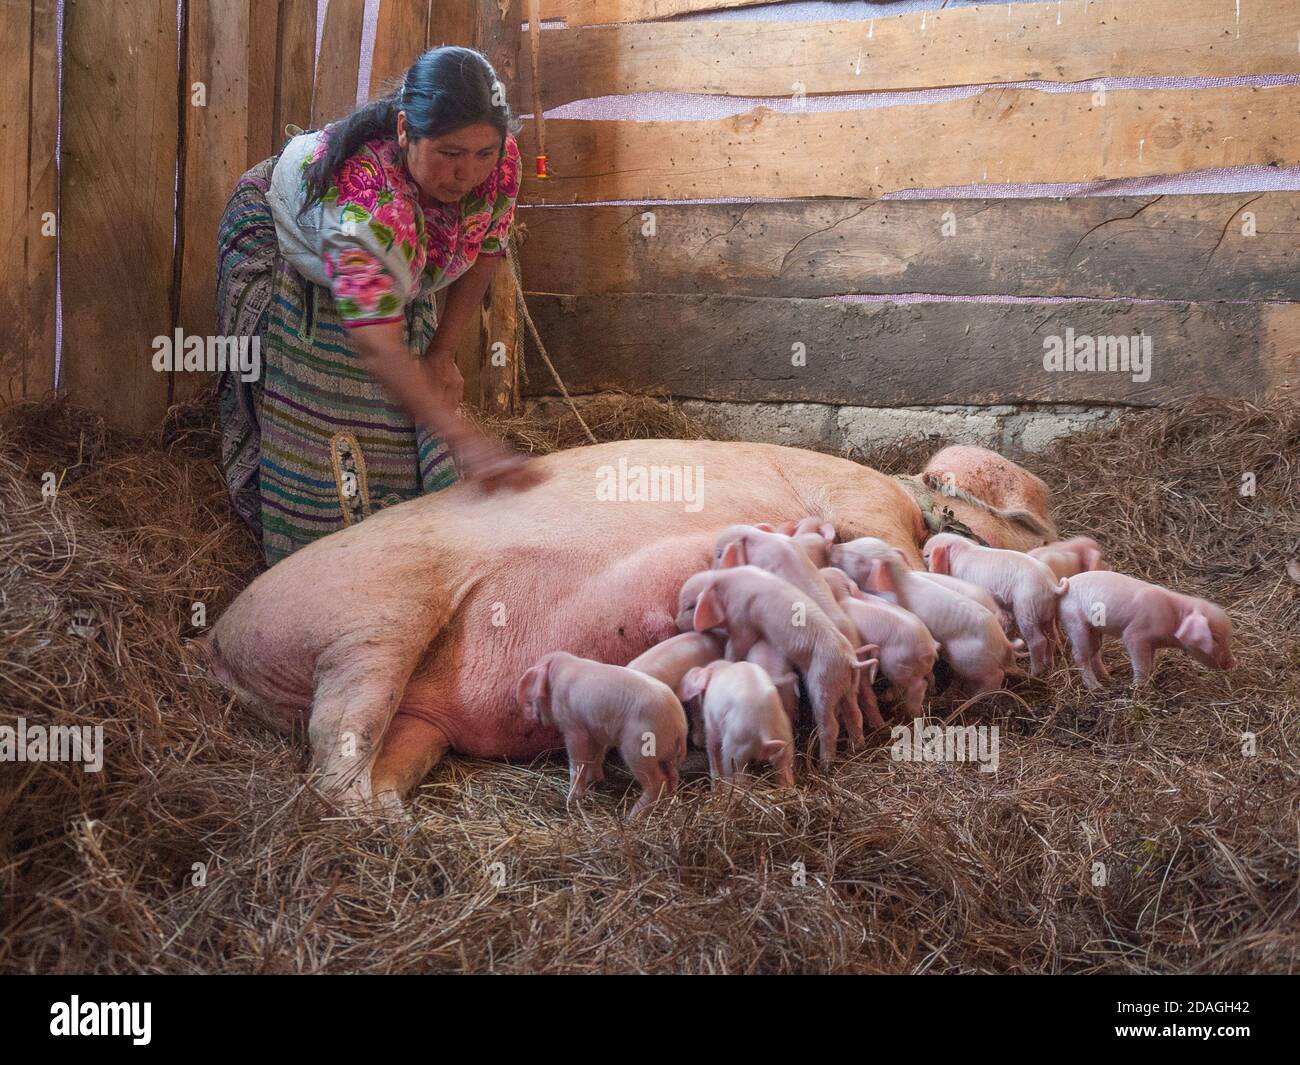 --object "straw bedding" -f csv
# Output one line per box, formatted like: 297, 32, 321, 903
2, 389, 1296, 973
